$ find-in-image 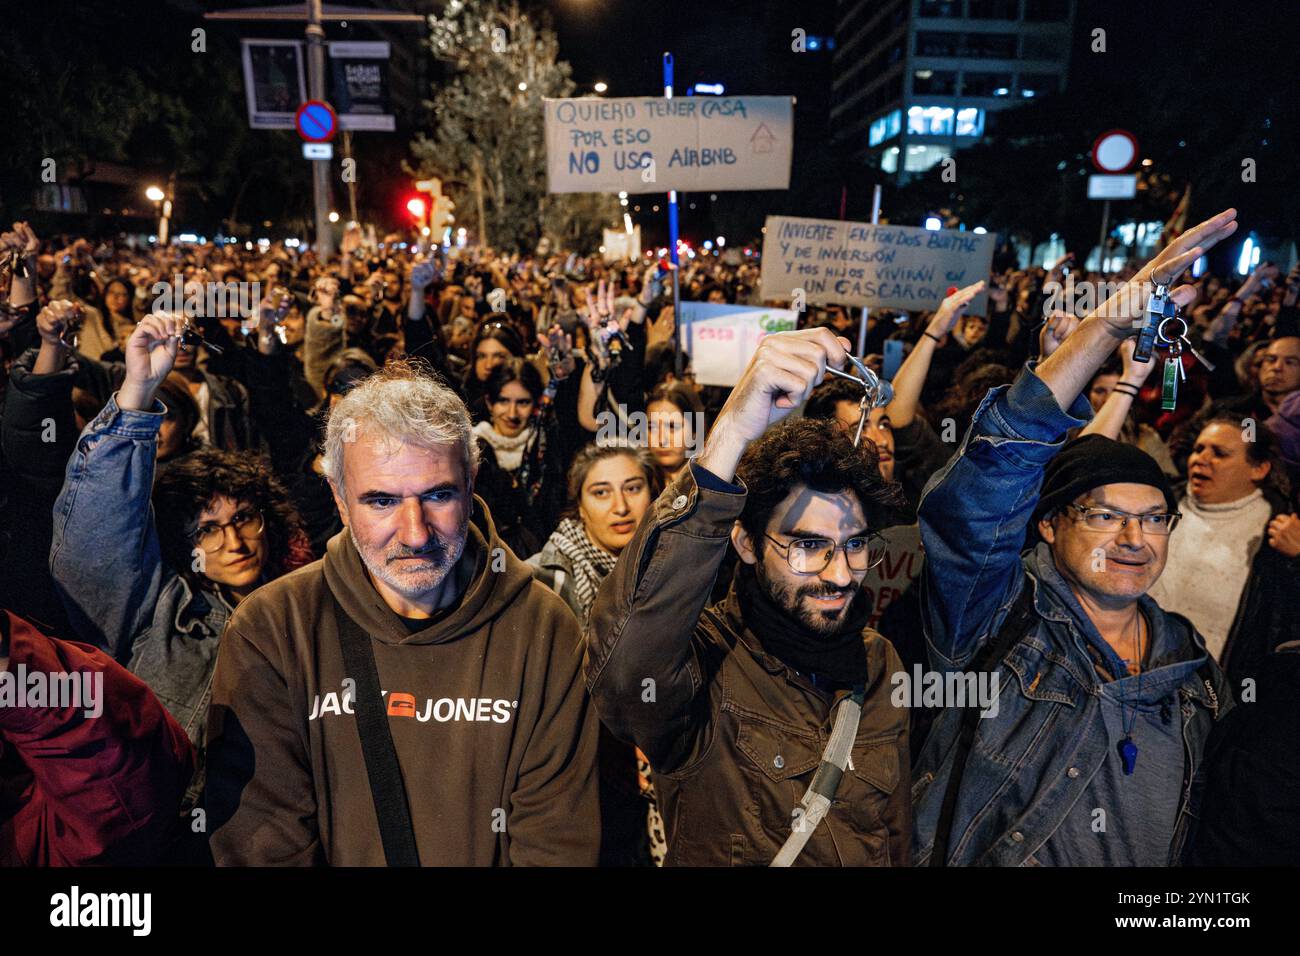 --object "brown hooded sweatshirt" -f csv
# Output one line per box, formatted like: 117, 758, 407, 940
205, 499, 600, 866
